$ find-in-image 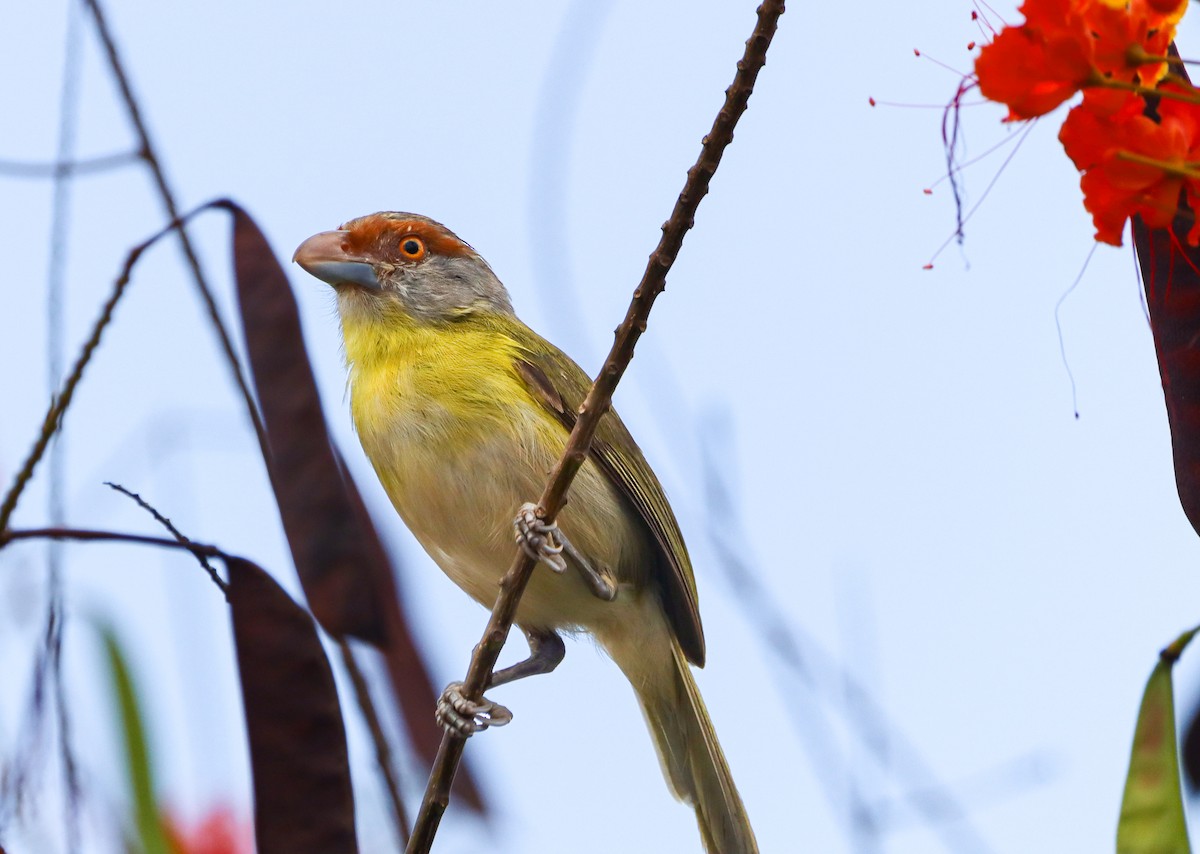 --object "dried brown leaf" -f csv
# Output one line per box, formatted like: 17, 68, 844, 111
1132, 48, 1200, 795
227, 557, 358, 853
225, 202, 381, 640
